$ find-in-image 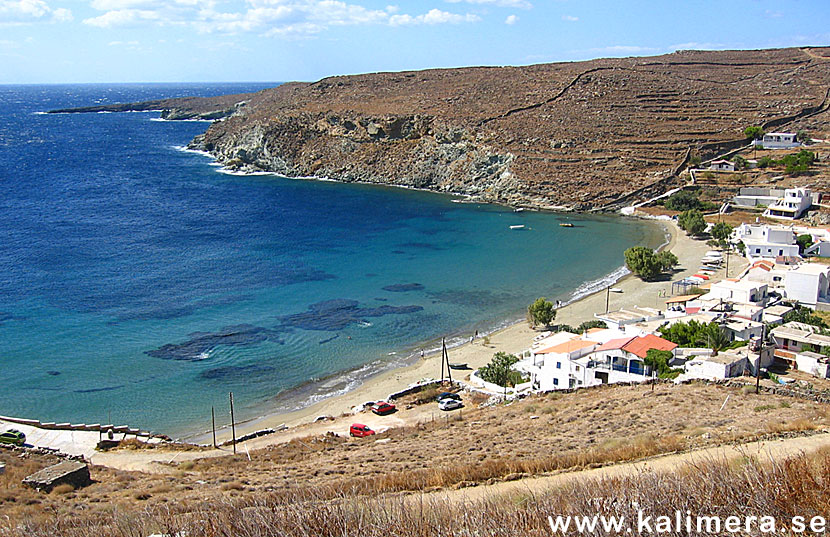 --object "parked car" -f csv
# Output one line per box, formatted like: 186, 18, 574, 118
370, 401, 396, 415
349, 423, 375, 437
436, 392, 461, 402
0, 429, 26, 446
438, 399, 463, 411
